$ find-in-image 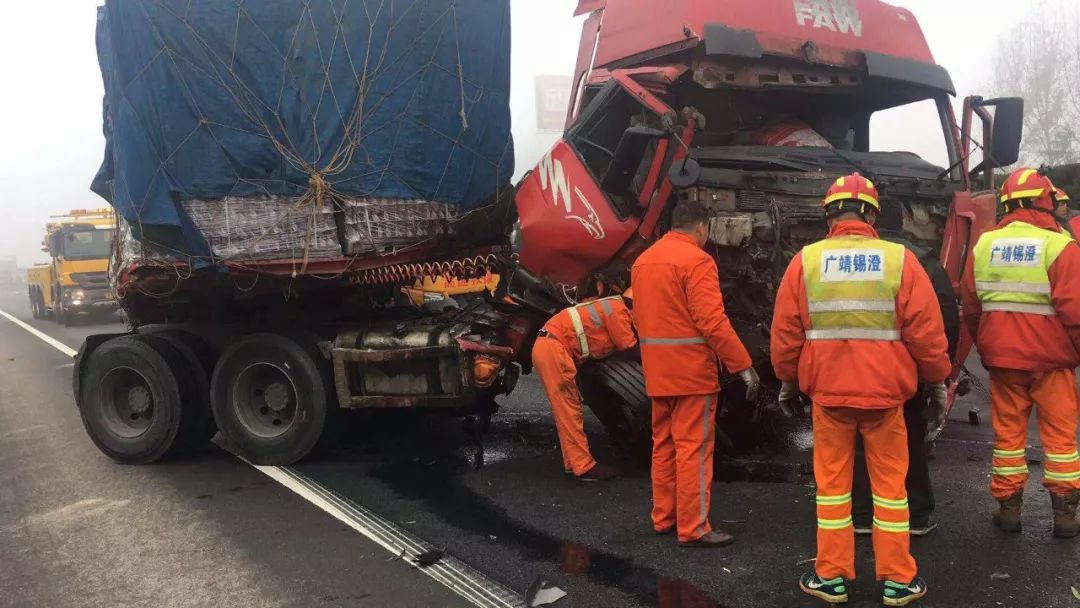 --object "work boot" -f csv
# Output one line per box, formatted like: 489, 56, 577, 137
993, 492, 1023, 533
882, 576, 928, 606
1051, 491, 1080, 539
678, 530, 734, 548
798, 571, 848, 604
576, 462, 619, 482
